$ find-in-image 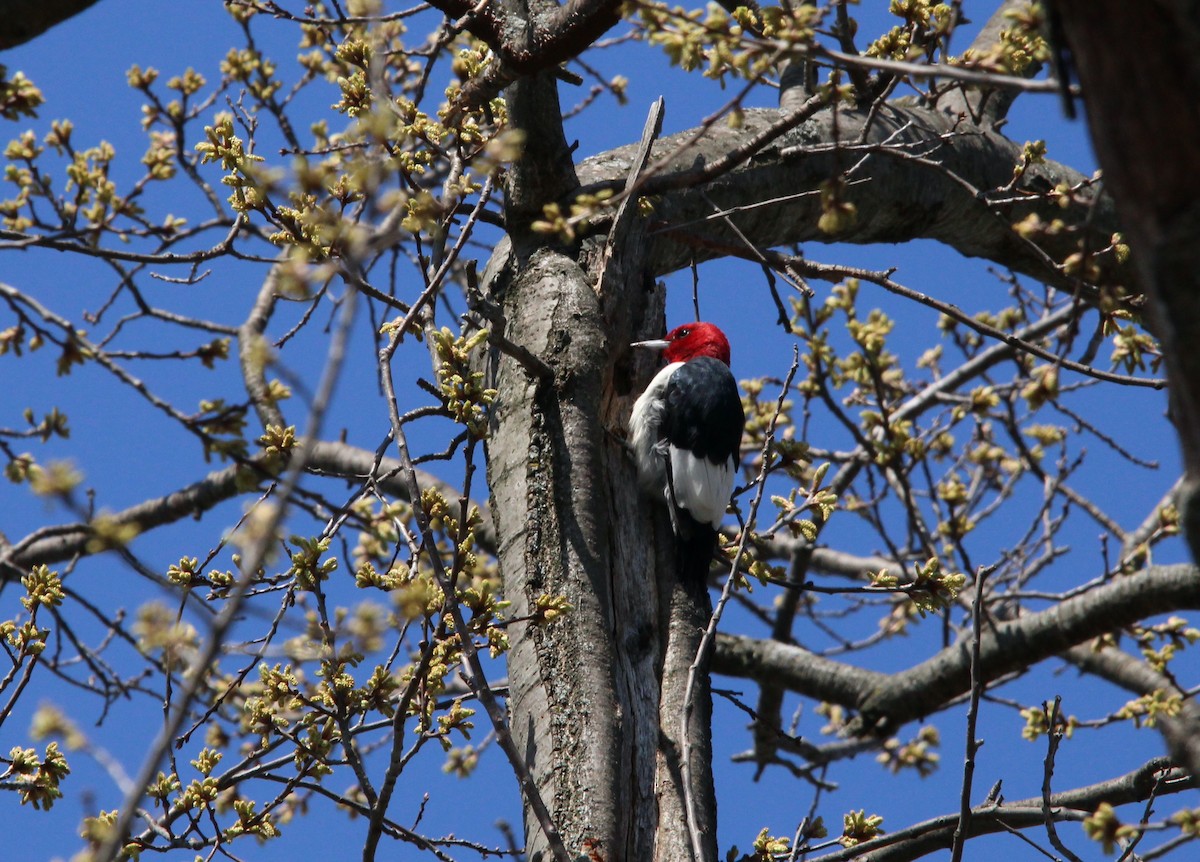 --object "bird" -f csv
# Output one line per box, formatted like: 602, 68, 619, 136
629, 322, 745, 582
